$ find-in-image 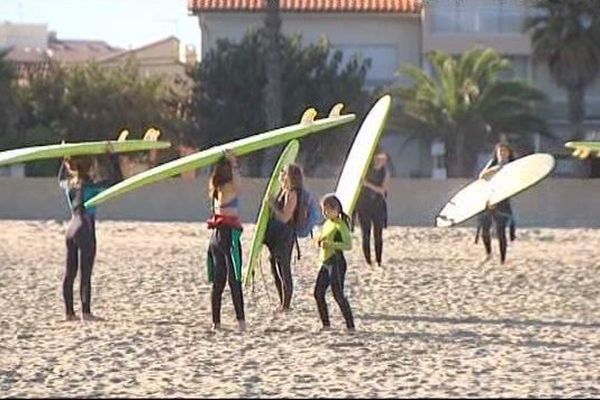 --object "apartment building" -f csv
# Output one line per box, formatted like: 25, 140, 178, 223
189, 0, 600, 177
